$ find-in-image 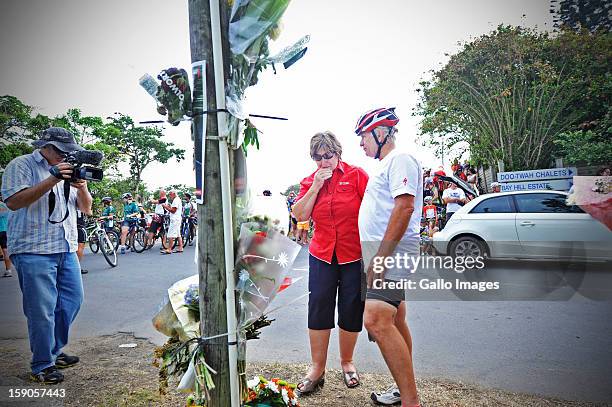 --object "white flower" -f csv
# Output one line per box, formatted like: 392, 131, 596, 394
266, 381, 279, 393
247, 376, 260, 389
276, 251, 289, 268
282, 388, 290, 405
